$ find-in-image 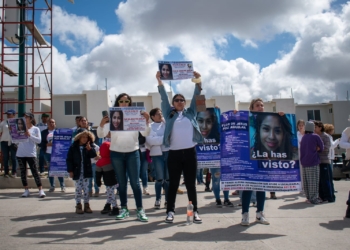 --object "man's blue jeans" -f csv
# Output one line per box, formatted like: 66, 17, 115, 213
210, 168, 229, 200
45, 153, 64, 188
110, 150, 143, 208
152, 151, 169, 201
39, 147, 46, 173
196, 168, 204, 184
1, 141, 17, 174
